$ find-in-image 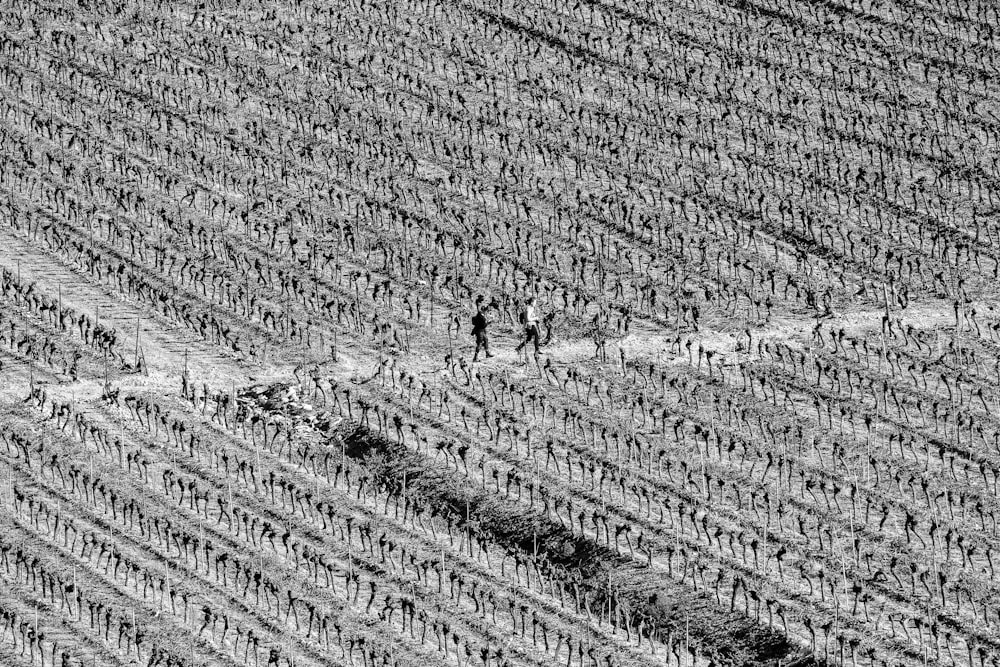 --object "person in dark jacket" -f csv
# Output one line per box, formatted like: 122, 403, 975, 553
472, 301, 493, 362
